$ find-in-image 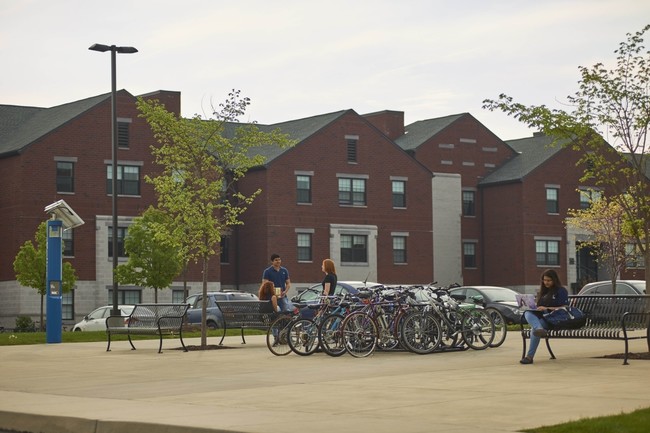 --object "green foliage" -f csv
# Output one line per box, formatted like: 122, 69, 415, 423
13, 221, 78, 329
136, 89, 293, 346
483, 25, 650, 279
566, 195, 638, 280
115, 207, 183, 301
14, 316, 36, 332
13, 221, 77, 295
